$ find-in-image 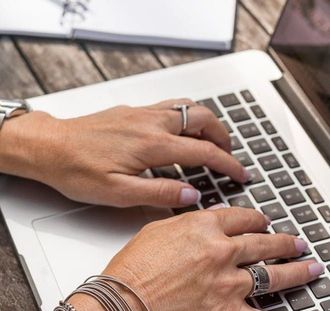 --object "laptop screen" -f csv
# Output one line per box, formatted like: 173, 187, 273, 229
270, 0, 330, 129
